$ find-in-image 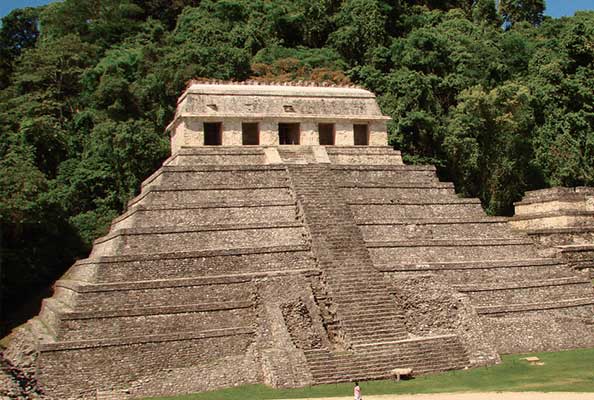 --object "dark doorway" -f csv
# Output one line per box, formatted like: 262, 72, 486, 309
318, 123, 335, 145
279, 123, 300, 145
204, 122, 222, 145
354, 124, 369, 145
242, 123, 259, 145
